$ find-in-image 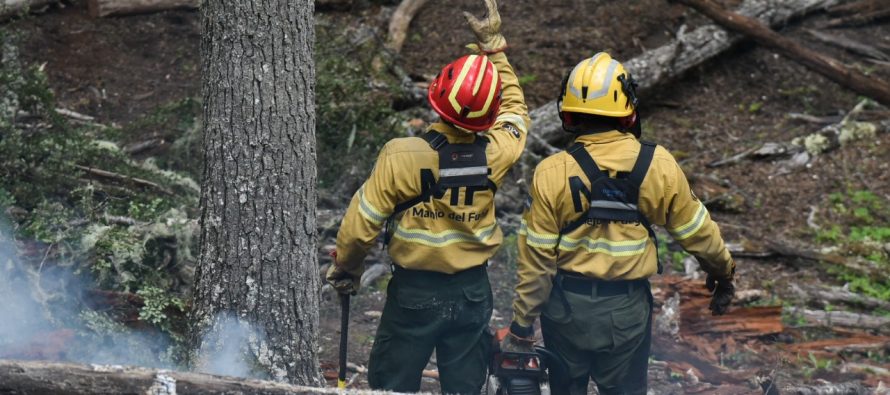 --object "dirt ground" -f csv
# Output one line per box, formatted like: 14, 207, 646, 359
10, 0, 890, 393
